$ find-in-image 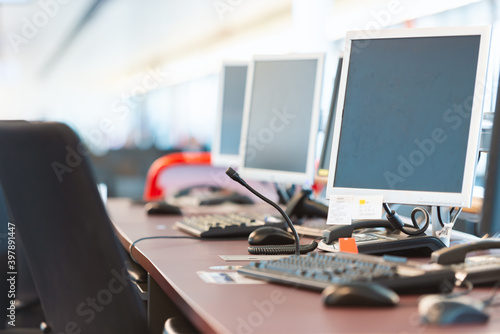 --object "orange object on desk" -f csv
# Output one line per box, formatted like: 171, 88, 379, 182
339, 237, 359, 254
